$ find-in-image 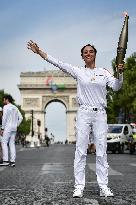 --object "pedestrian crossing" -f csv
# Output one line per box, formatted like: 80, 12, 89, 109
88, 163, 123, 176
40, 162, 123, 176
0, 167, 6, 172
0, 162, 136, 174
19, 147, 36, 152
129, 163, 136, 167
40, 163, 64, 175
84, 198, 100, 205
